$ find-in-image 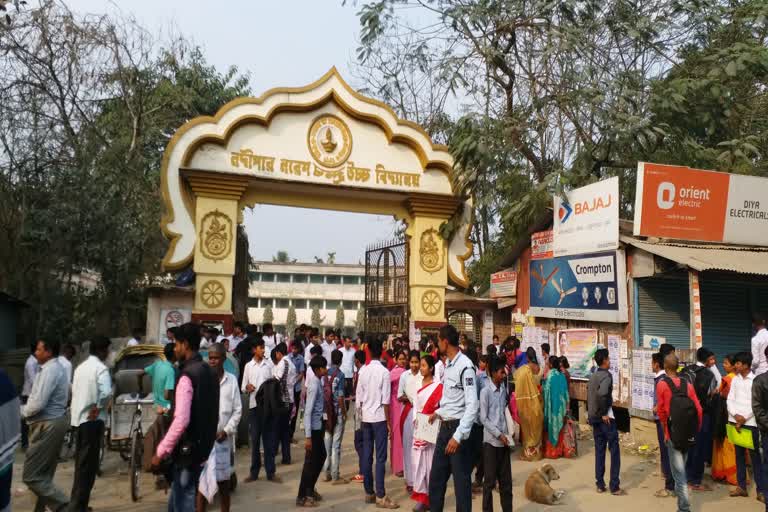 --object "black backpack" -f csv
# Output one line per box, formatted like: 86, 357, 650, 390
664, 376, 698, 452
680, 364, 715, 412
